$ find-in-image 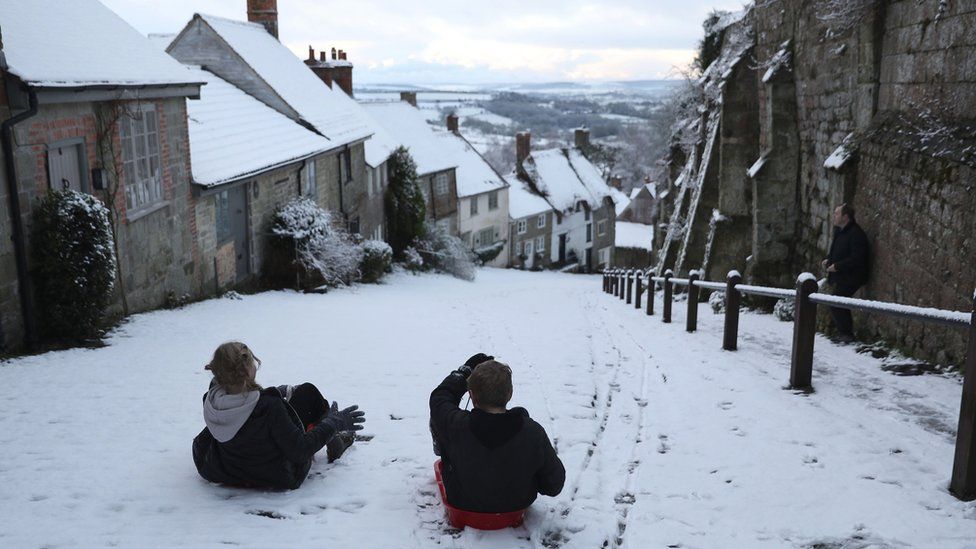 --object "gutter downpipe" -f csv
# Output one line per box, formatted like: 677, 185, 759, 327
1, 88, 39, 348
